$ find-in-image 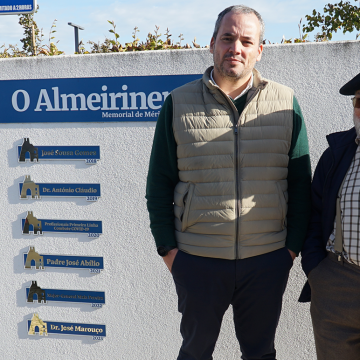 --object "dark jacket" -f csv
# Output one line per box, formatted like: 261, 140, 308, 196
299, 127, 357, 303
